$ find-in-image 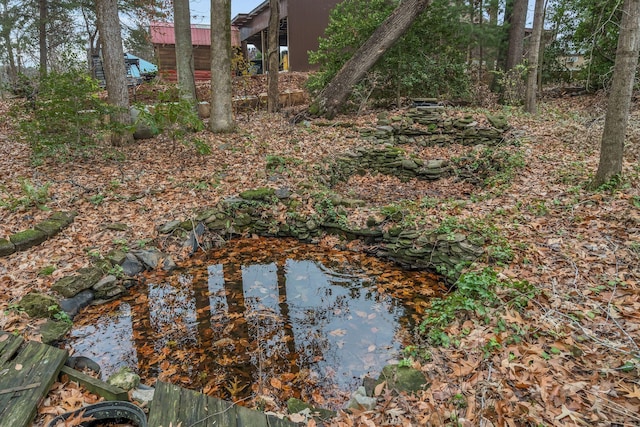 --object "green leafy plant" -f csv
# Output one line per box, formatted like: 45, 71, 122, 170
0, 178, 51, 211
38, 265, 56, 276
89, 193, 105, 205
15, 66, 119, 161
48, 304, 71, 324
419, 269, 535, 348
134, 88, 207, 153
